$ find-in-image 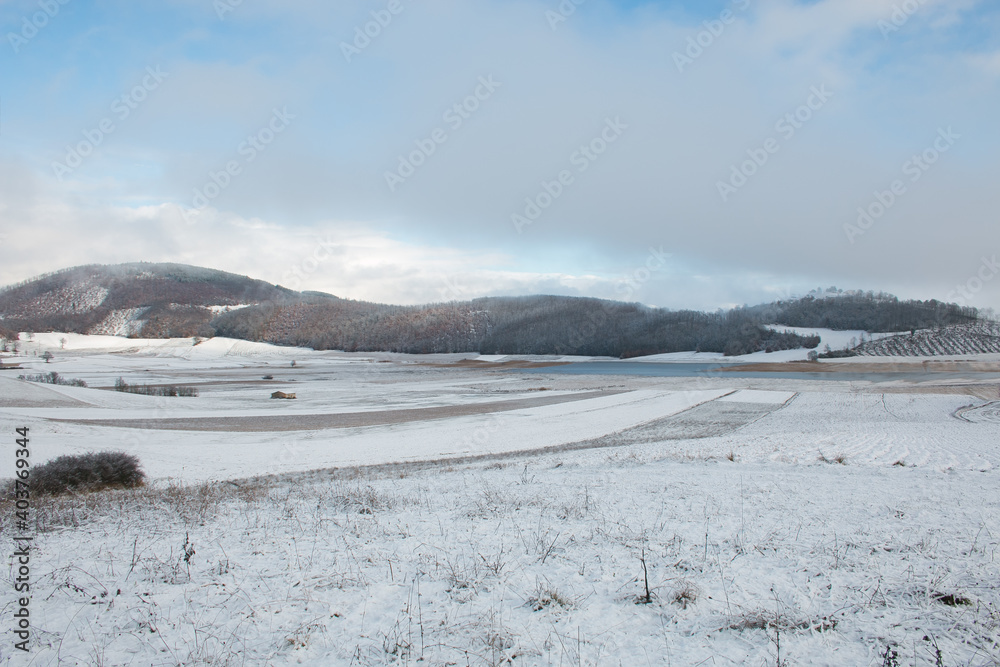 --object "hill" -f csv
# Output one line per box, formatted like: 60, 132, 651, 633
743, 289, 977, 333
0, 263, 298, 338
0, 264, 985, 357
